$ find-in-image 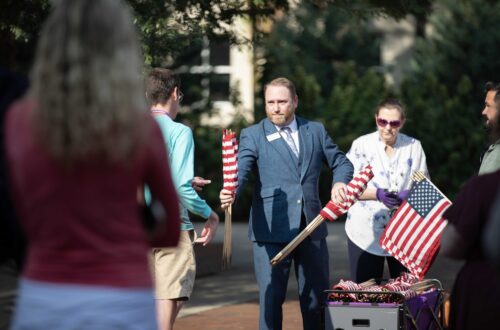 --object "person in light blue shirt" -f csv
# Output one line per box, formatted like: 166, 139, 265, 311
146, 68, 219, 330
